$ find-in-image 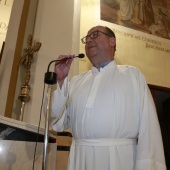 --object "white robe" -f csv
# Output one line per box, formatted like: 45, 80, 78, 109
50, 61, 166, 170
